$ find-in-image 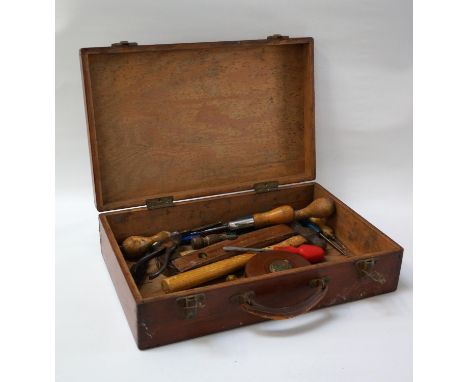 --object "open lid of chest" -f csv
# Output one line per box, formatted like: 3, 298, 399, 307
81, 35, 315, 211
